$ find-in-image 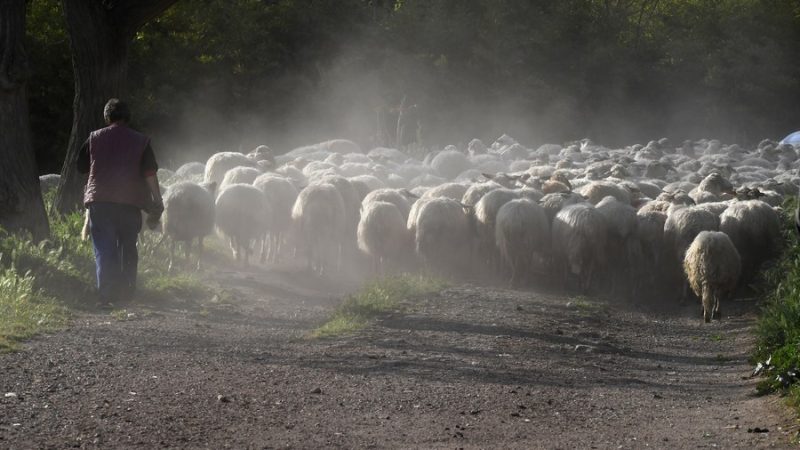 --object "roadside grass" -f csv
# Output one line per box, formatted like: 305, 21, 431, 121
313, 274, 446, 338
753, 196, 800, 406
0, 194, 213, 350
